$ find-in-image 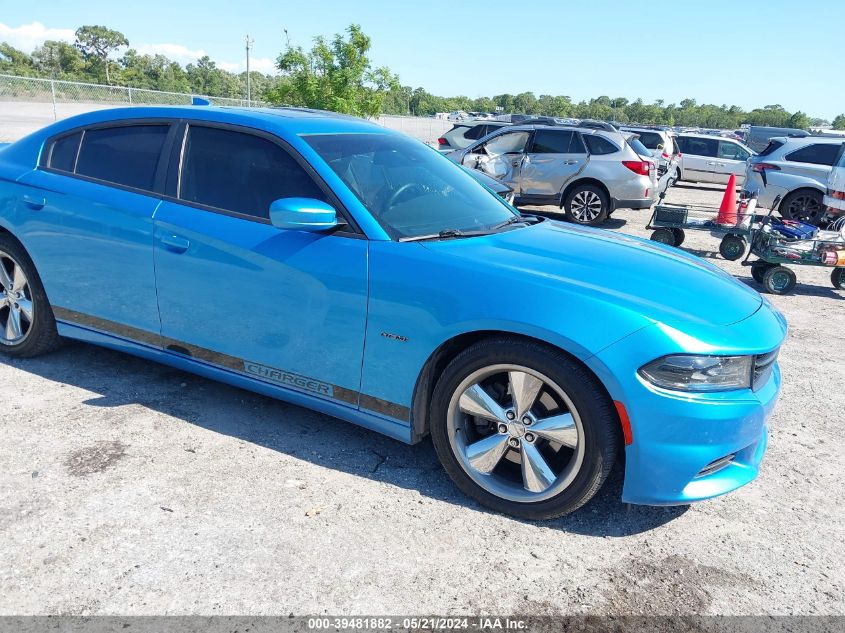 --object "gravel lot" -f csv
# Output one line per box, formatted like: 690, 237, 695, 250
1, 182, 843, 616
